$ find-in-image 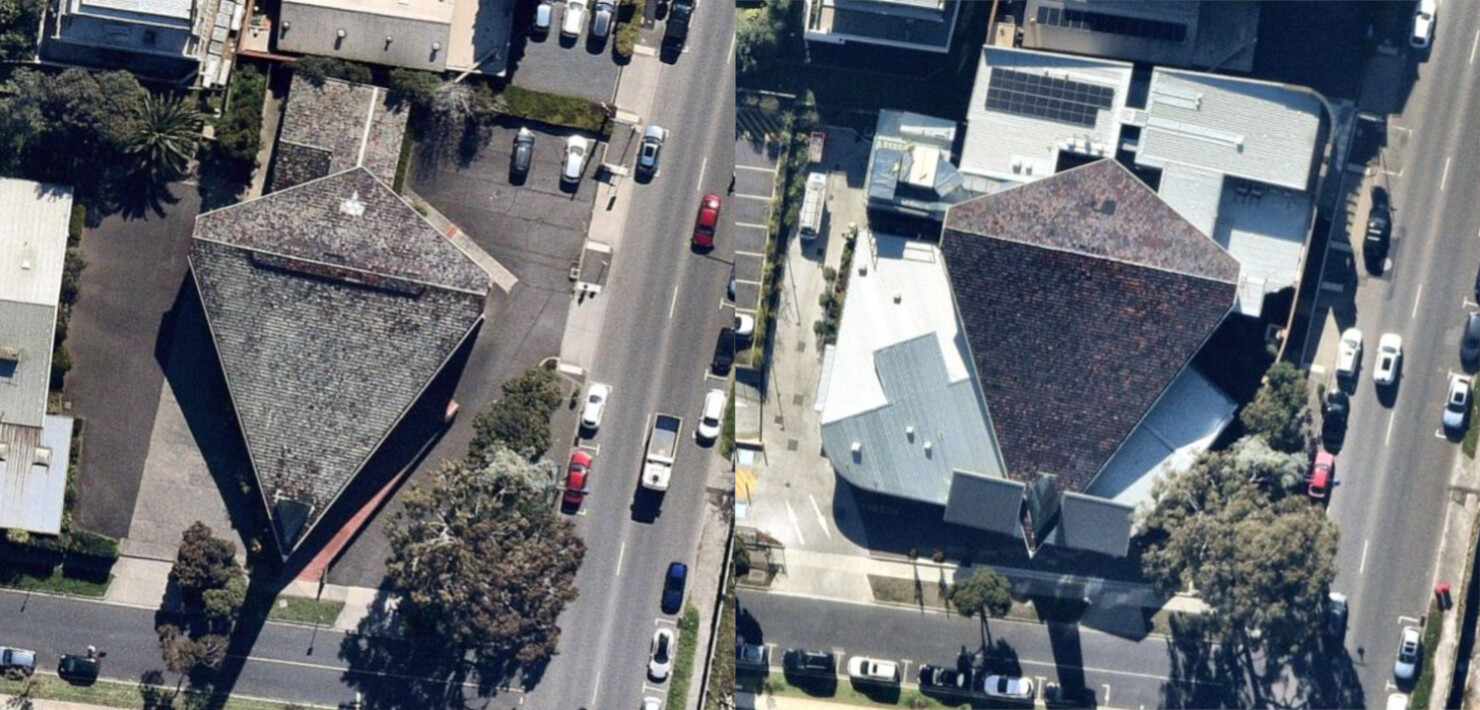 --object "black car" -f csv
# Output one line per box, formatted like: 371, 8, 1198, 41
660, 561, 687, 614
663, 0, 692, 48
1043, 682, 1097, 709
918, 664, 971, 691
511, 127, 535, 178
58, 654, 100, 684
783, 648, 836, 676
1364, 186, 1391, 272
1326, 592, 1349, 639
712, 327, 735, 375
1322, 389, 1349, 450
1463, 313, 1480, 365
